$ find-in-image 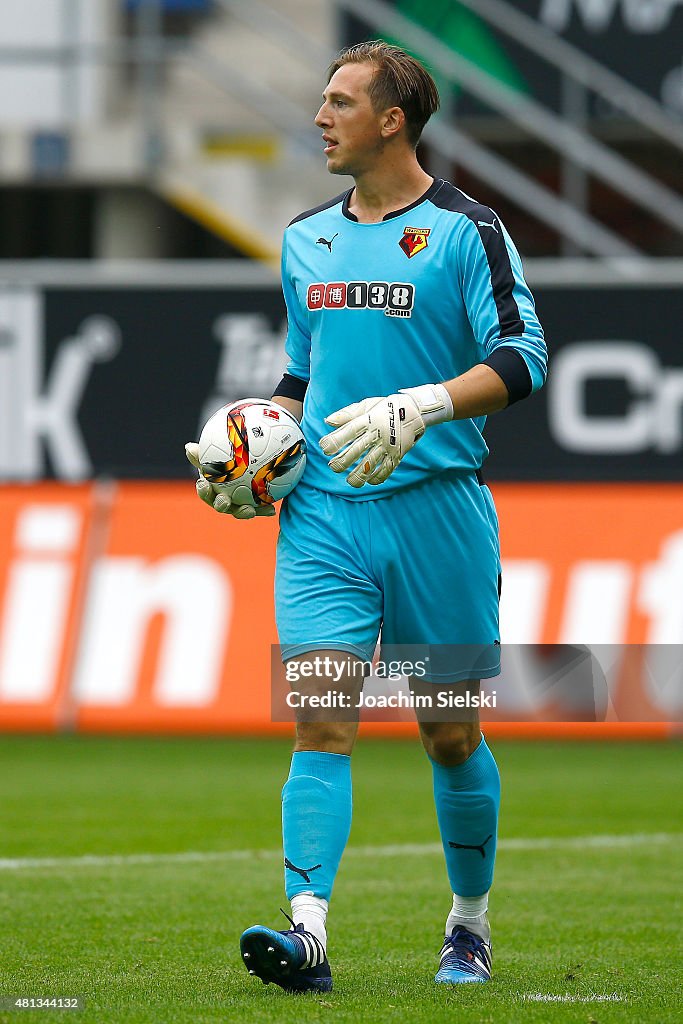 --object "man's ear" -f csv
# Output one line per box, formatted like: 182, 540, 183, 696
381, 106, 405, 140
